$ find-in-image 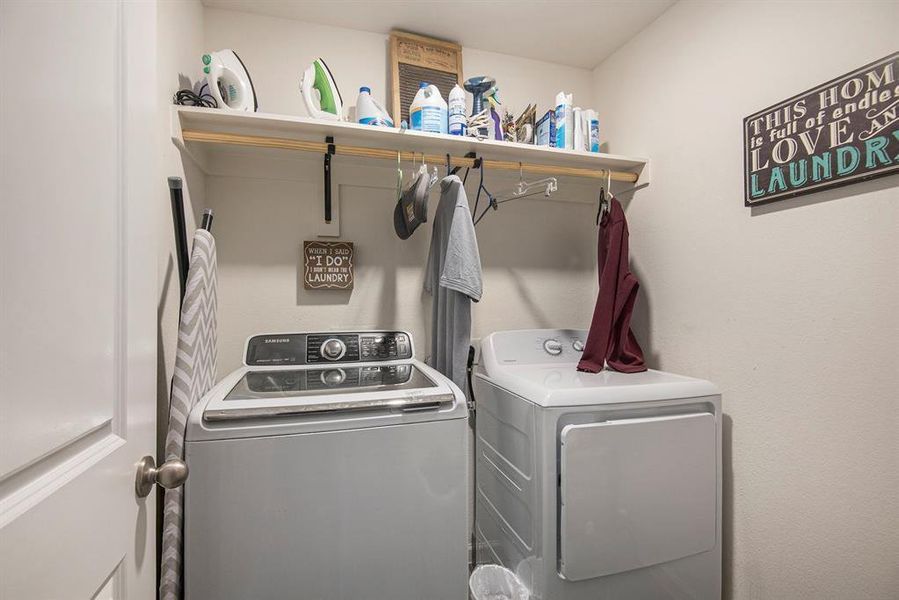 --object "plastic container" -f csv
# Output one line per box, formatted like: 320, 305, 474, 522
355, 86, 394, 127
535, 110, 555, 147
409, 82, 448, 134
585, 109, 600, 152
469, 565, 530, 600
554, 91, 573, 149
448, 84, 467, 136
573, 107, 587, 151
